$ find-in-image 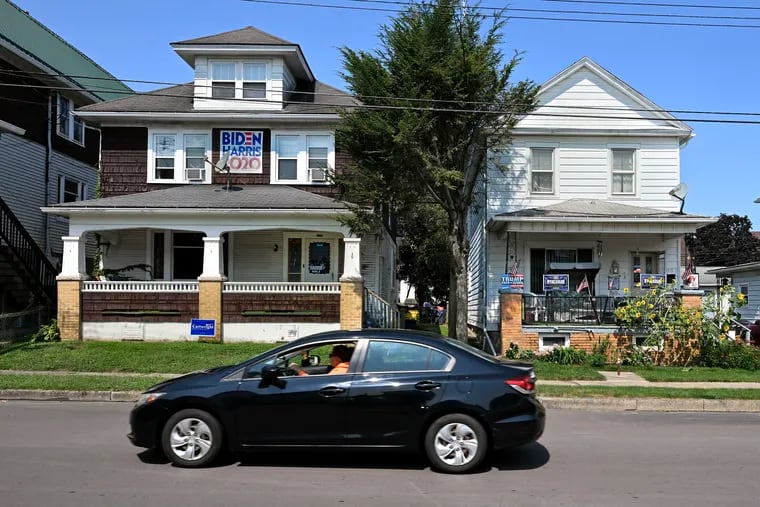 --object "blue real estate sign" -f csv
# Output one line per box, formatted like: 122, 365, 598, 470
190, 319, 216, 337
